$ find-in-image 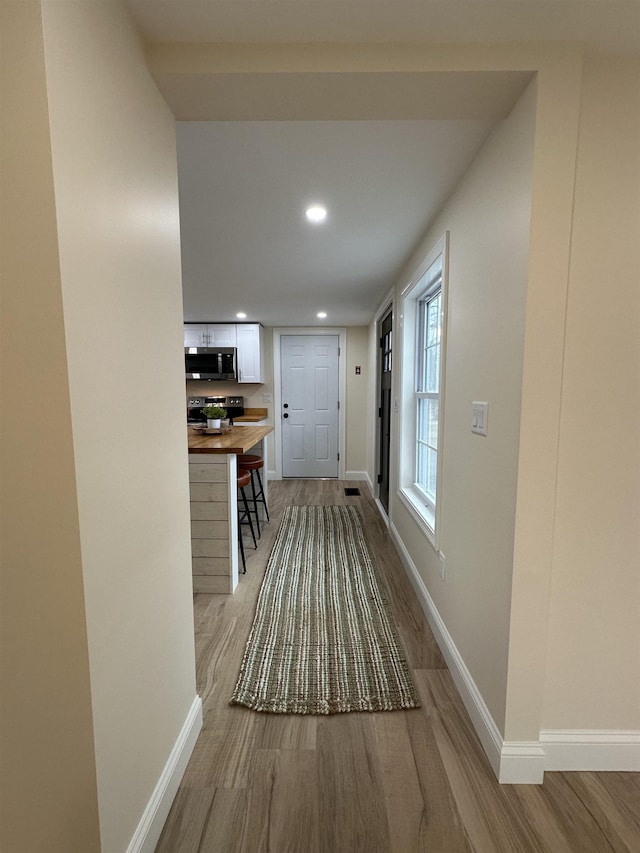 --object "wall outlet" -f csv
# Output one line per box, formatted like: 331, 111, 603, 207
263, 392, 273, 403
439, 552, 446, 581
